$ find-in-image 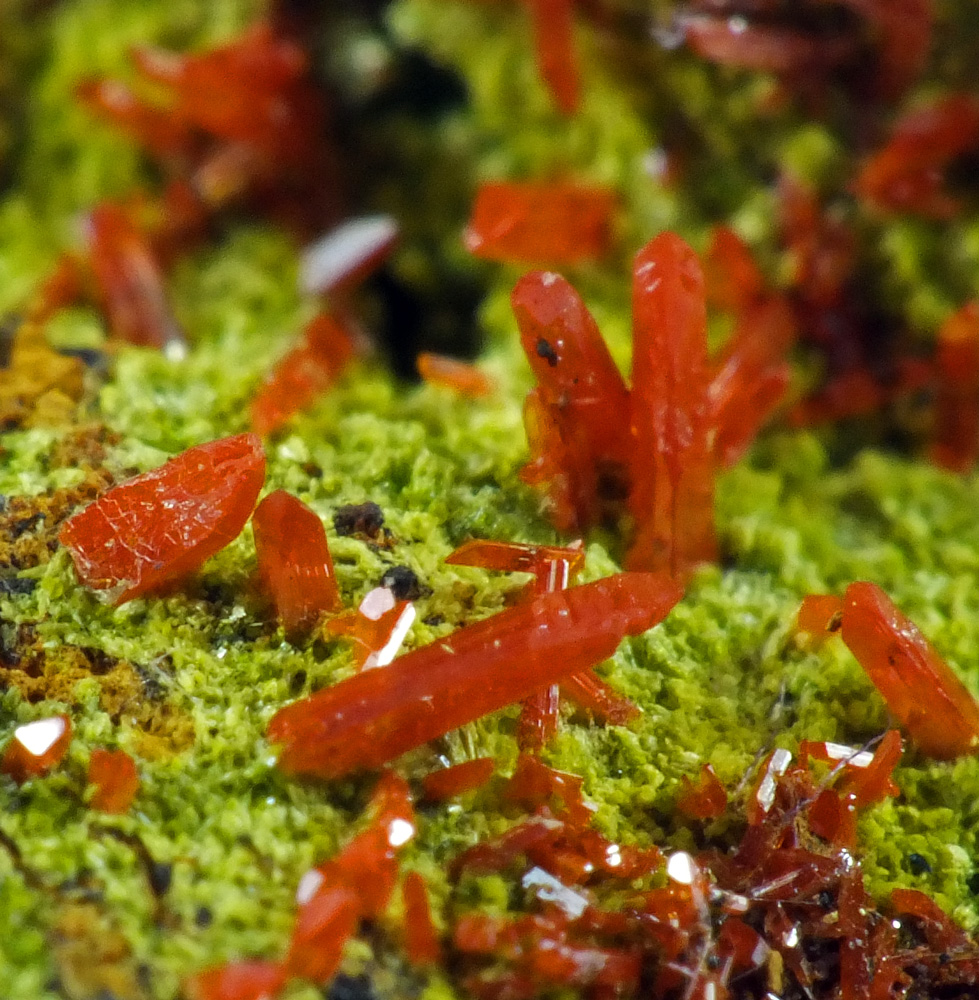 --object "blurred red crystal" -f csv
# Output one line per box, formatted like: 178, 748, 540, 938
797, 593, 844, 640
86, 201, 185, 352
251, 313, 356, 436
88, 748, 139, 814
417, 353, 494, 398
841, 581, 979, 759
1, 715, 72, 784
270, 572, 680, 778
465, 182, 614, 265
525, 0, 580, 114
285, 885, 359, 983
253, 489, 342, 636
298, 215, 398, 298
676, 763, 727, 820
60, 433, 265, 603
422, 757, 496, 802
703, 226, 765, 314
628, 232, 716, 580
402, 872, 442, 967
930, 301, 979, 472
855, 93, 979, 219
184, 961, 286, 1000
